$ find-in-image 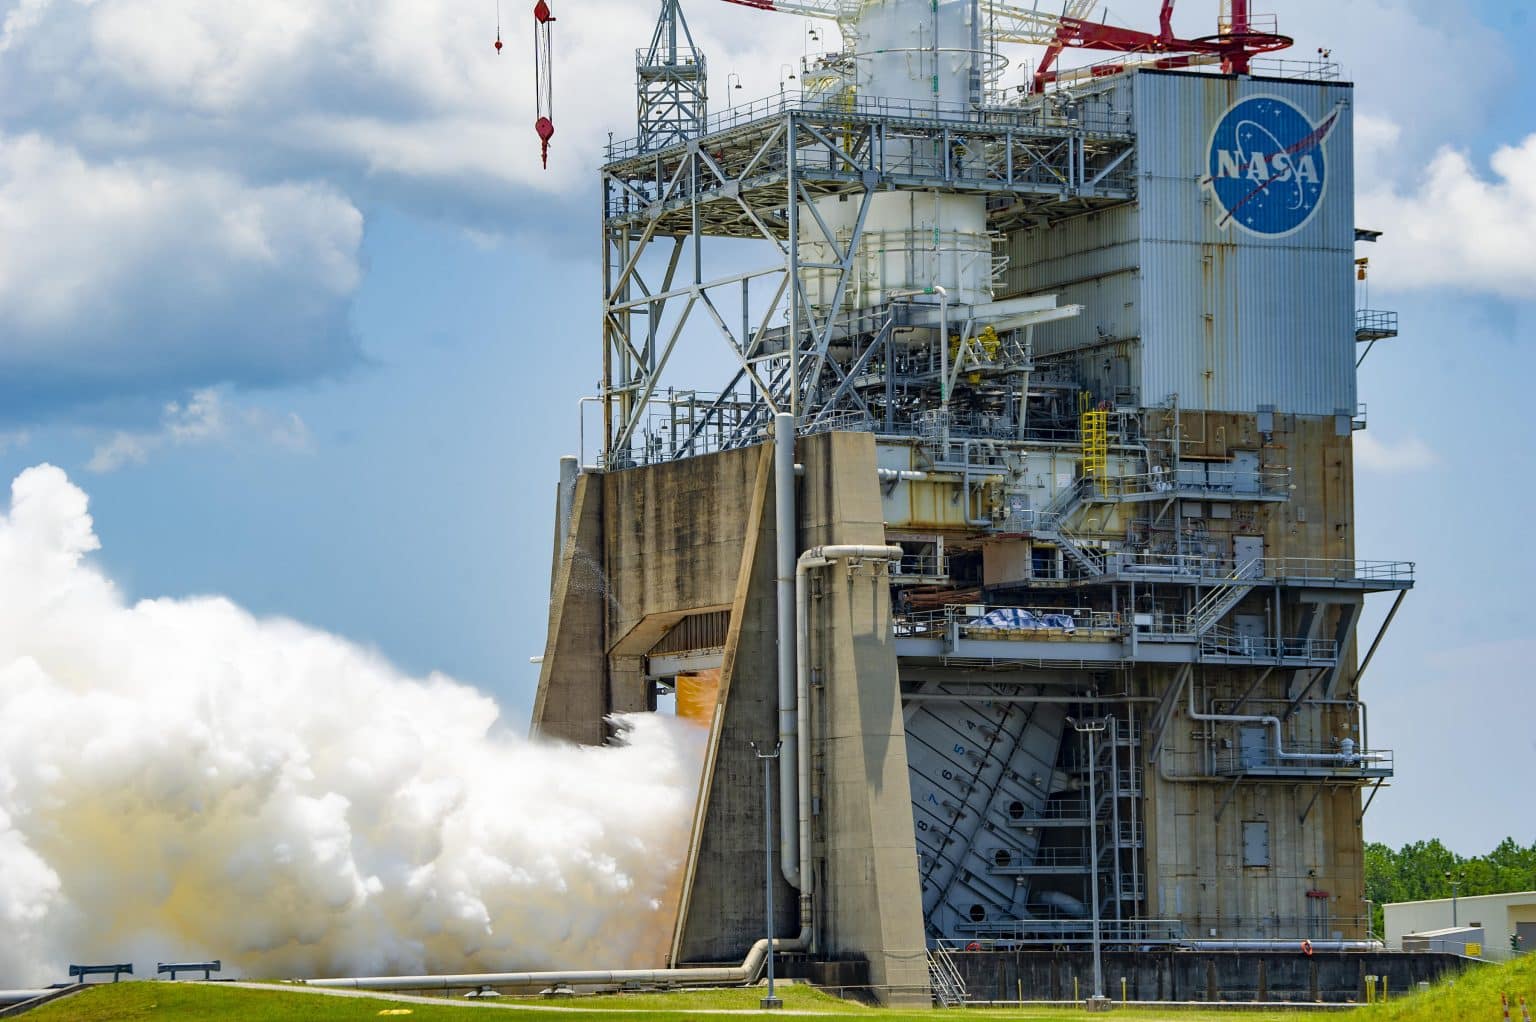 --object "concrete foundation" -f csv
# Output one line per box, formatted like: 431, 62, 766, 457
948, 949, 1470, 1004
